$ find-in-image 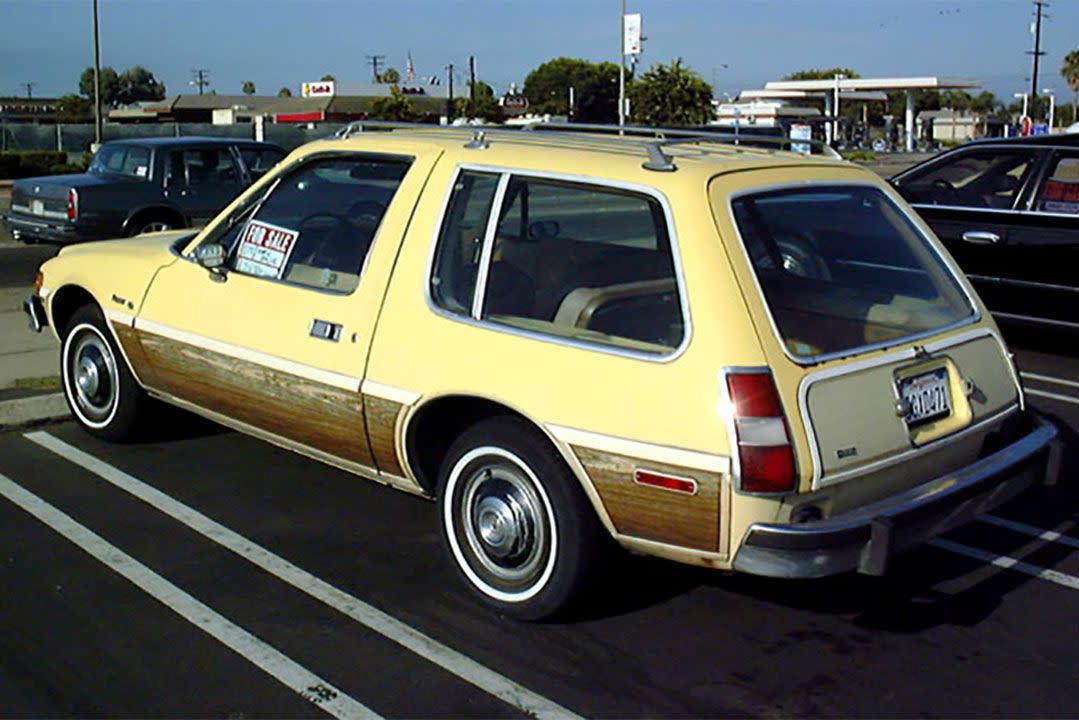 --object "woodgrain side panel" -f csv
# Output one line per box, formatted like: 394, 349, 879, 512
365, 395, 405, 477
111, 321, 159, 387
573, 445, 722, 552
137, 329, 375, 468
